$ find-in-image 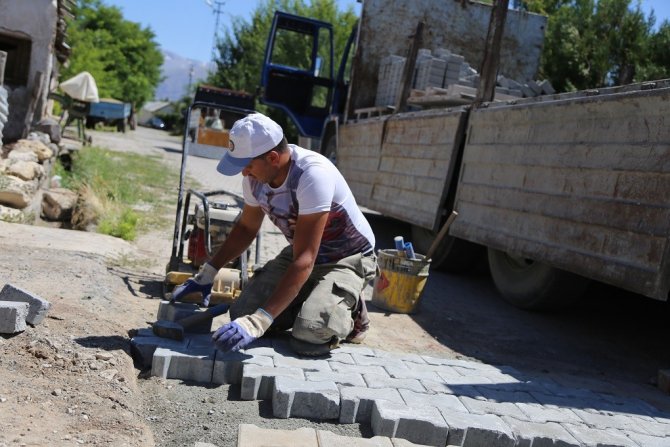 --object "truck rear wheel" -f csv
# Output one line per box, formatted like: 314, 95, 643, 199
411, 224, 483, 273
487, 248, 589, 310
